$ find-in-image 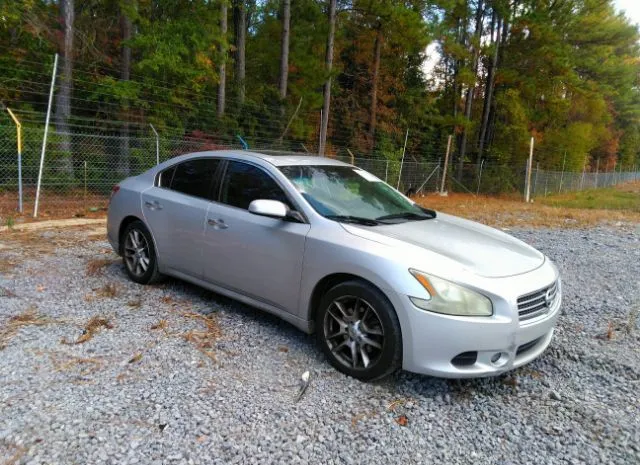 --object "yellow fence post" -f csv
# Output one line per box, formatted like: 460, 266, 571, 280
6, 107, 23, 213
